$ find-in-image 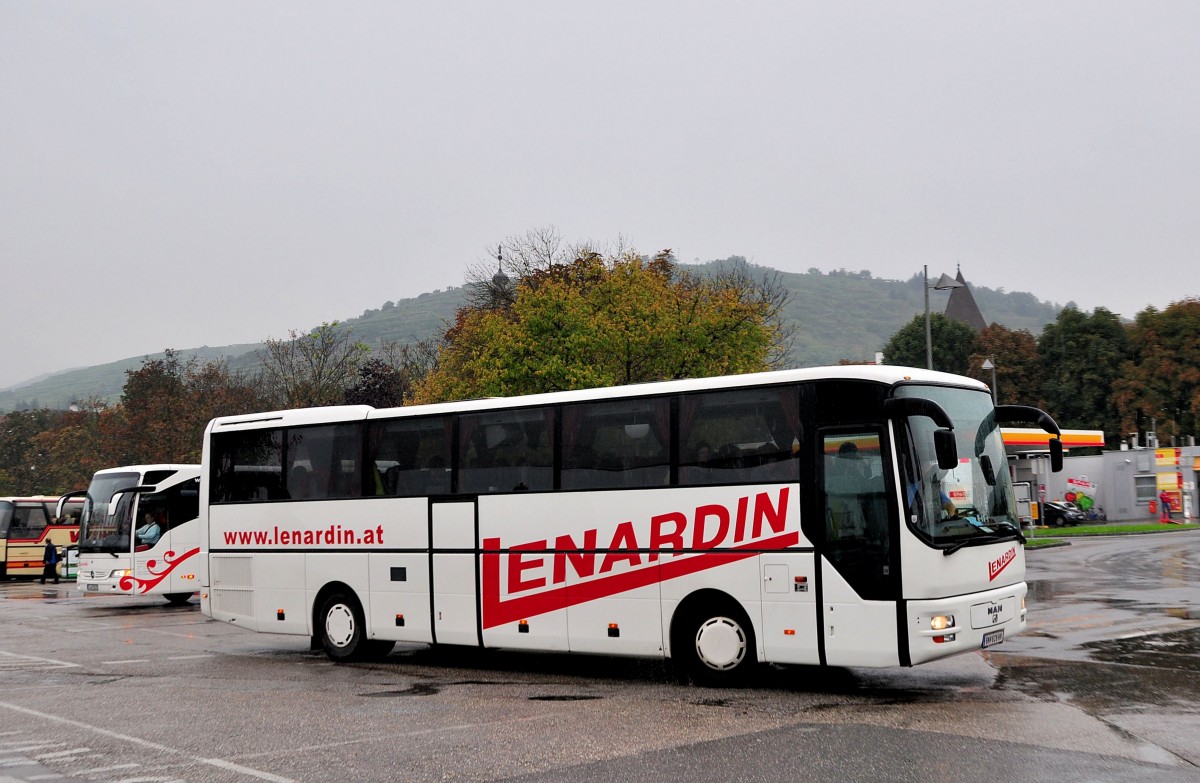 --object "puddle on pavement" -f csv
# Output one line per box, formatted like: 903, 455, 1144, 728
994, 626, 1200, 715
1083, 626, 1200, 671
528, 694, 602, 701
362, 683, 442, 697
